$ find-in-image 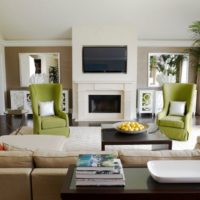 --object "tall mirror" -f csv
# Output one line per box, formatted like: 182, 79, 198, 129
19, 53, 60, 87
148, 53, 189, 87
